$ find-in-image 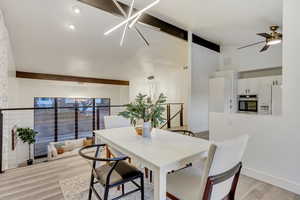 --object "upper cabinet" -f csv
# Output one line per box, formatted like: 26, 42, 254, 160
237, 79, 247, 95
271, 76, 282, 86
238, 76, 282, 95
238, 78, 259, 95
